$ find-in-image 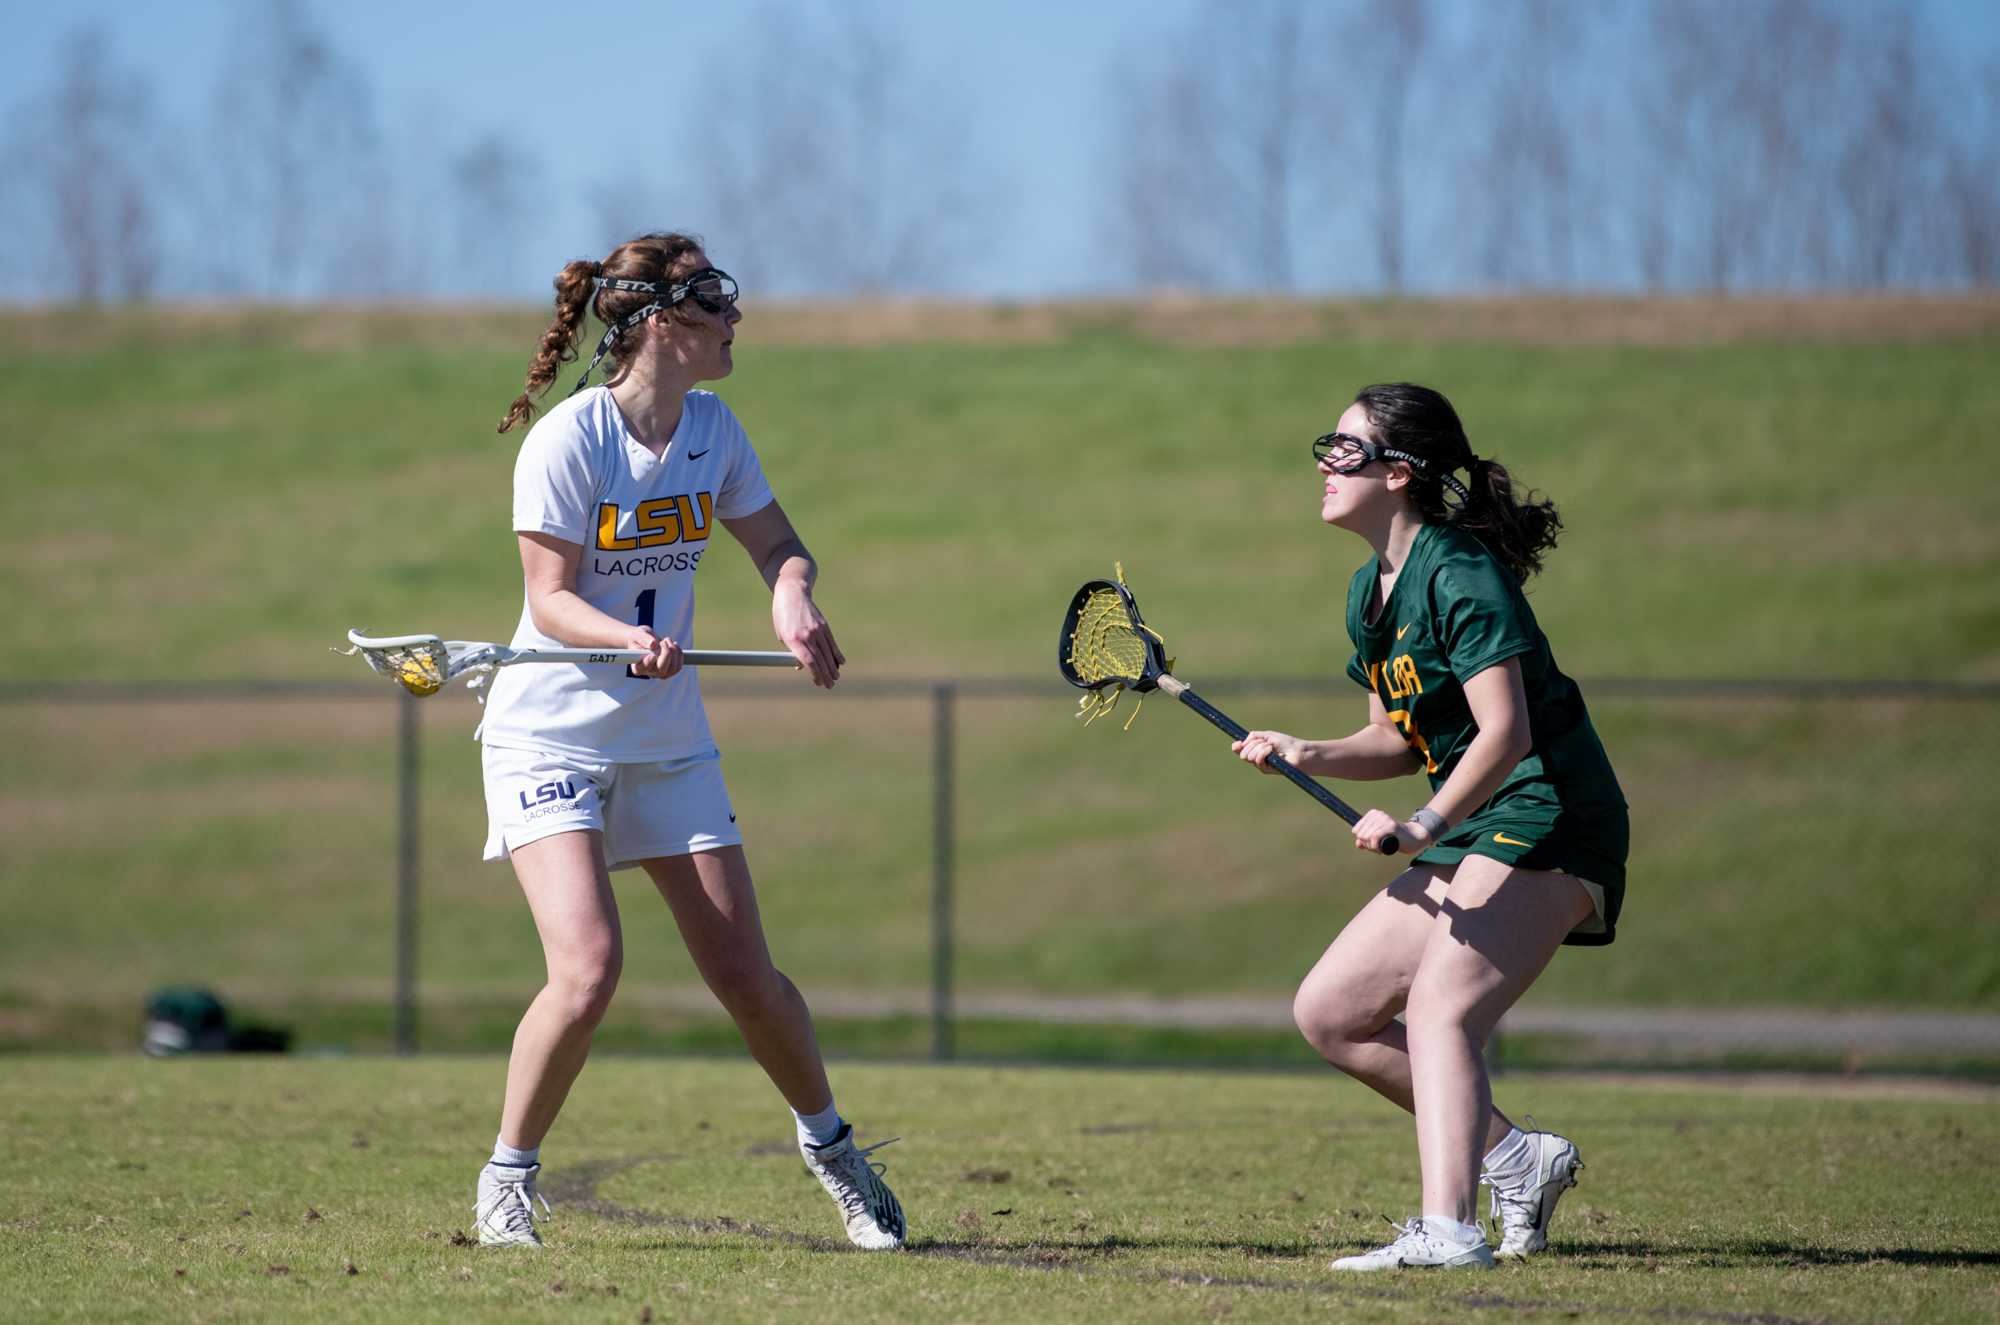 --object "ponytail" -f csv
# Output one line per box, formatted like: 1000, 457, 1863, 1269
1350, 382, 1562, 582
498, 259, 600, 434
1454, 454, 1561, 582
497, 232, 709, 435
